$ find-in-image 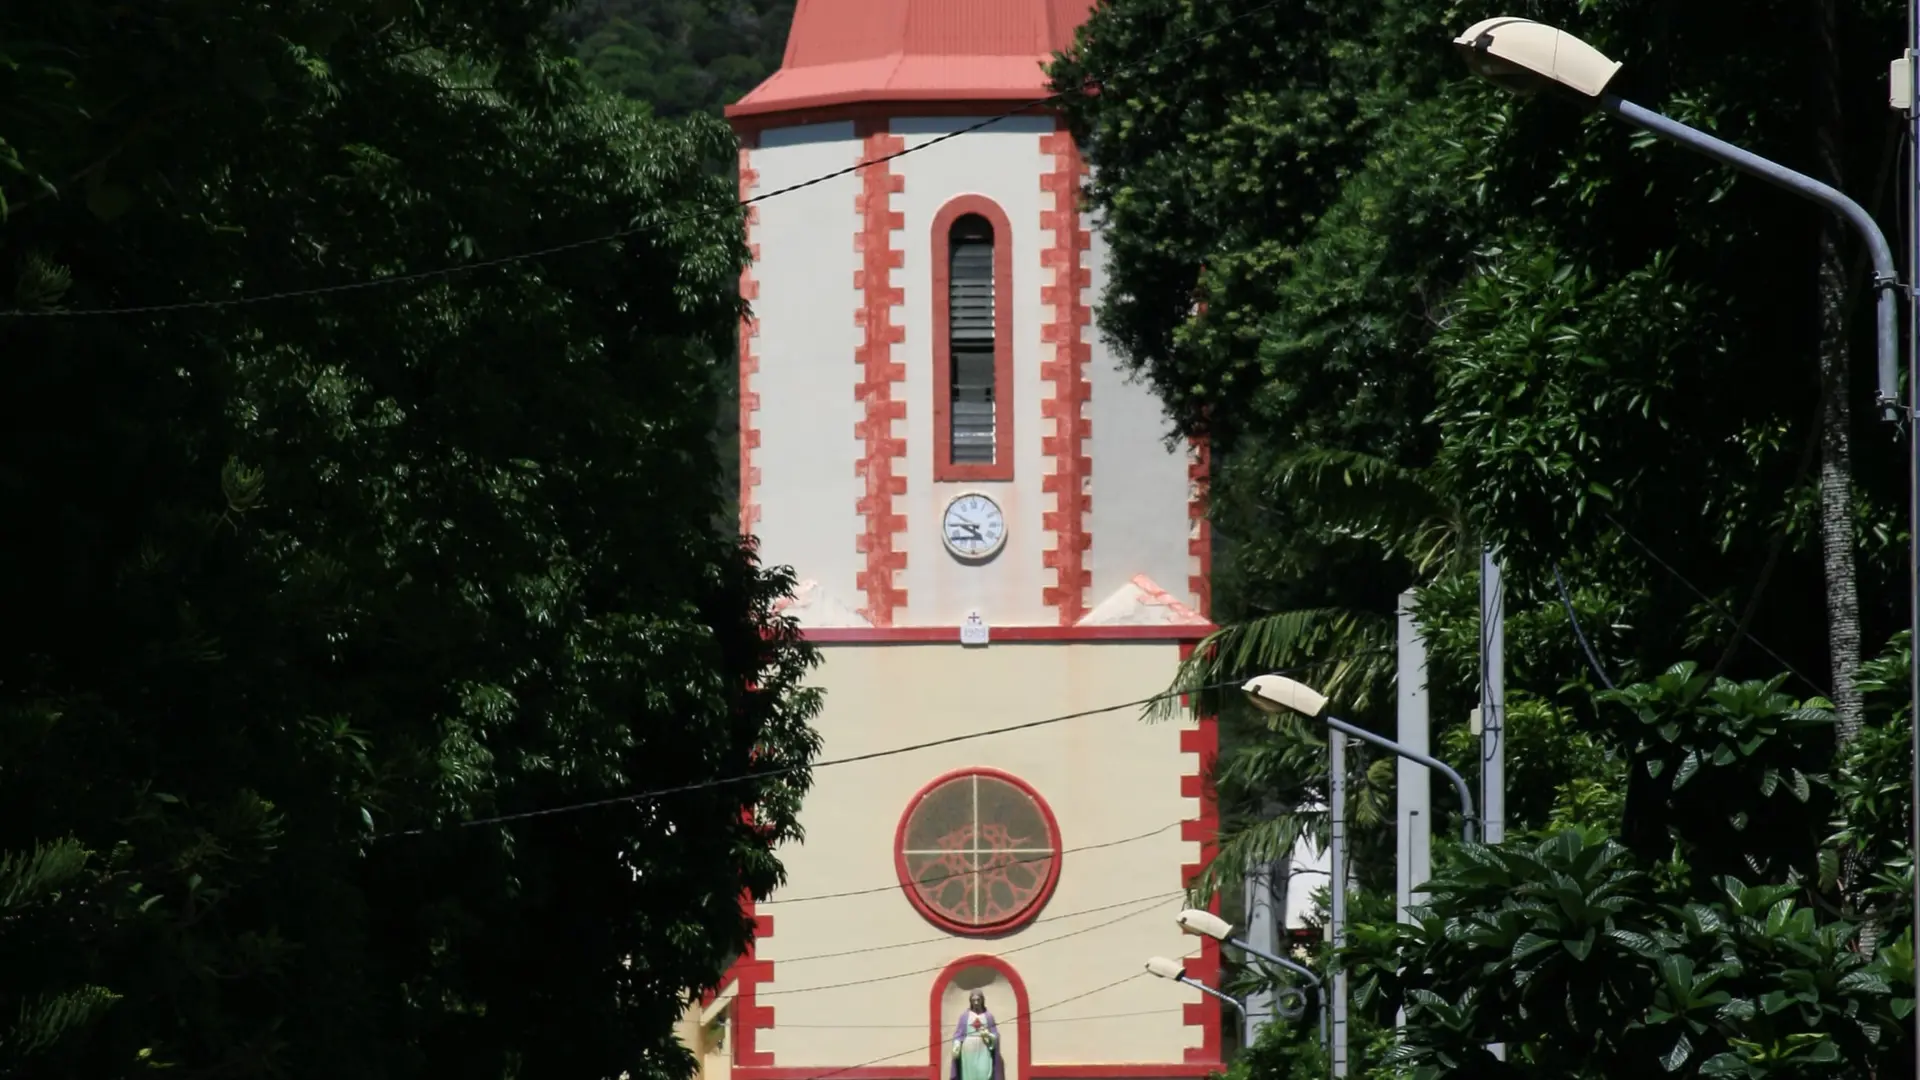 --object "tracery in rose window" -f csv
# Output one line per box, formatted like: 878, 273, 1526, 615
898, 771, 1060, 932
